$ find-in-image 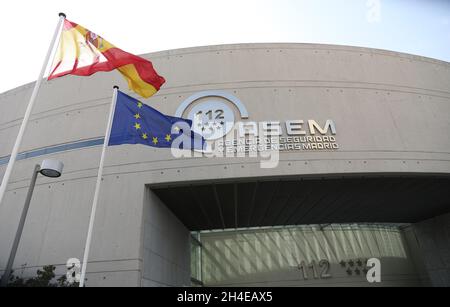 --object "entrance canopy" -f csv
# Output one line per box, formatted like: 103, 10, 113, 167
152, 175, 450, 231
